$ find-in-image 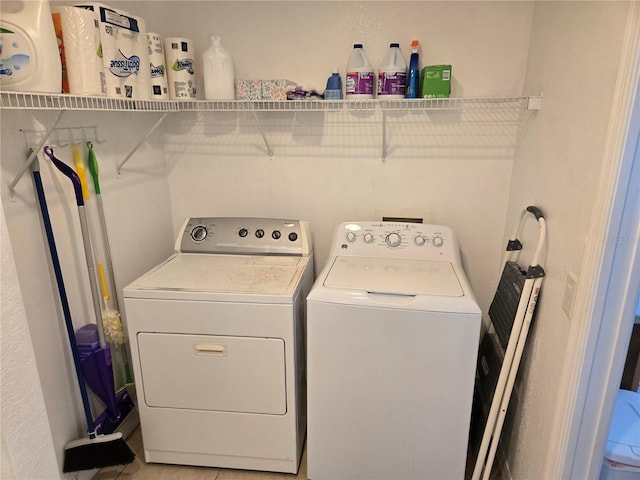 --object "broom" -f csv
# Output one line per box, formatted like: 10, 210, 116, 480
40, 146, 135, 472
